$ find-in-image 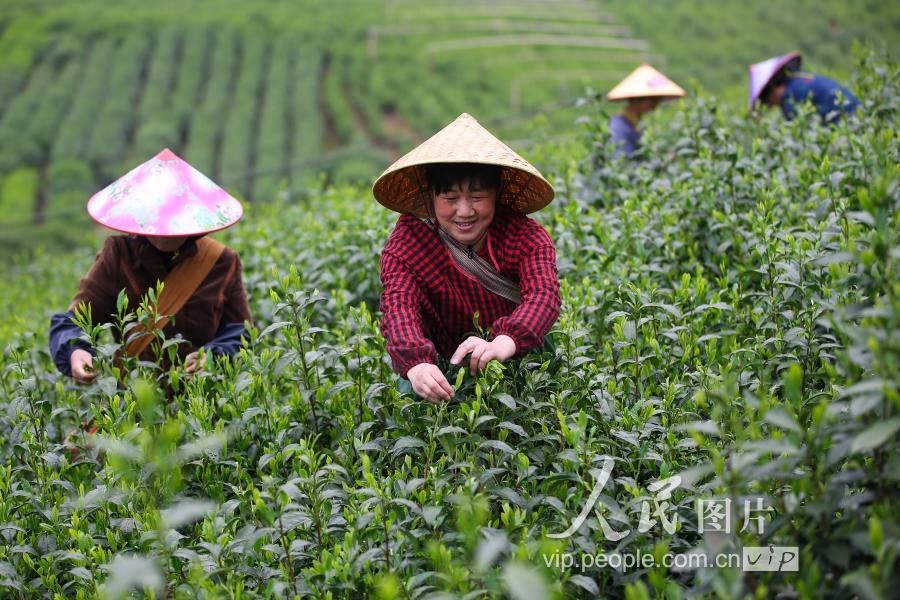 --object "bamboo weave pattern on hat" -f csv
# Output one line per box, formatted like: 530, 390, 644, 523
87, 148, 243, 236
372, 113, 554, 216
